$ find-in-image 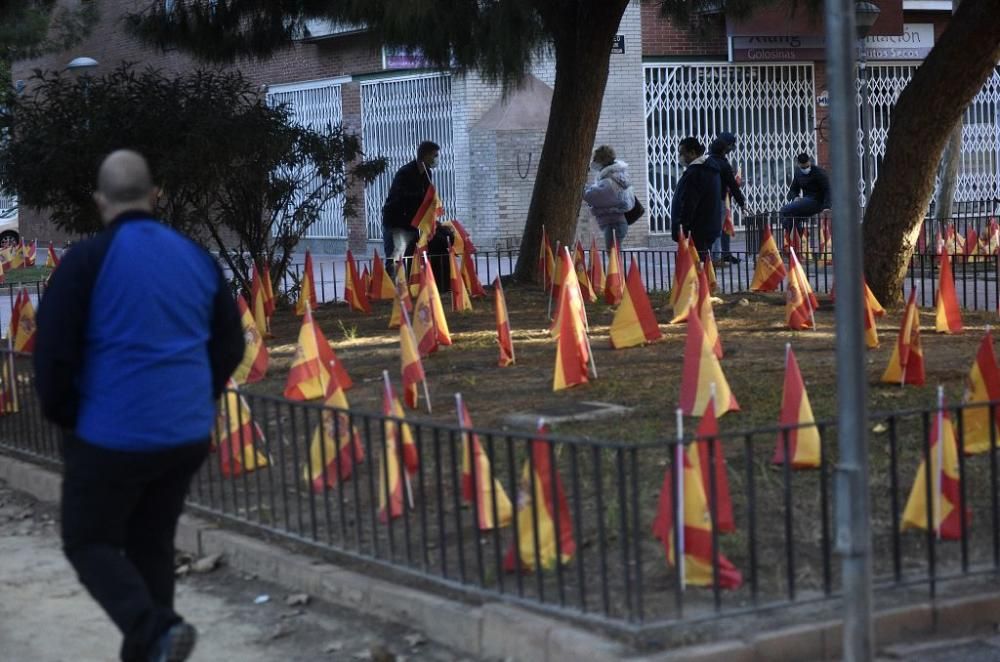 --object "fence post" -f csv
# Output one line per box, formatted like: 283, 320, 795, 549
825, 0, 875, 659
